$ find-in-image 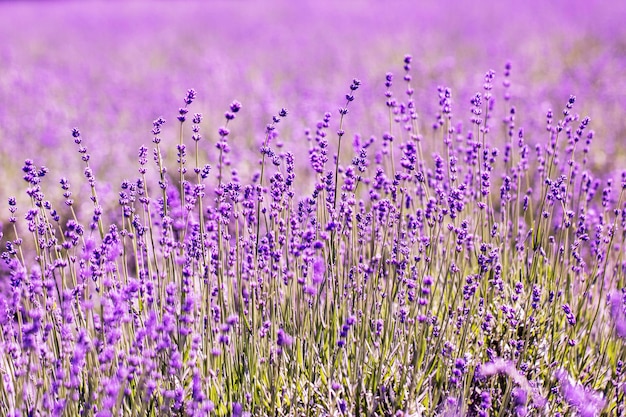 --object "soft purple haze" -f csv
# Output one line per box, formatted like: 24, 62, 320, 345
1, 0, 625, 214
